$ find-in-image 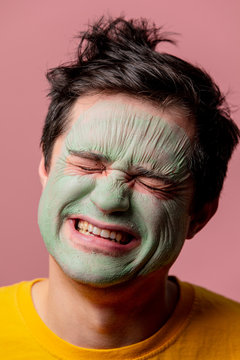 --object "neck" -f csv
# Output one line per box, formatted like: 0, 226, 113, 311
32, 257, 179, 349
